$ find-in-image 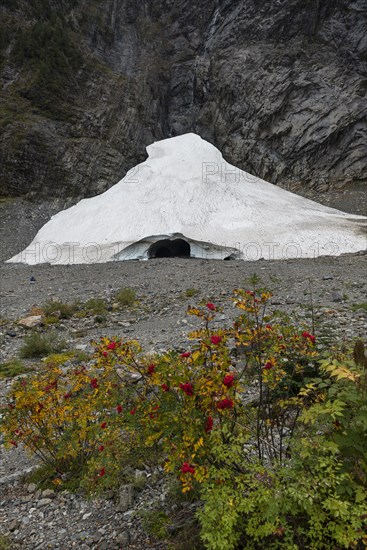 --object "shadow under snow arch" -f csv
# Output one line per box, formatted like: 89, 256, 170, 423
112, 233, 241, 261
148, 238, 191, 258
